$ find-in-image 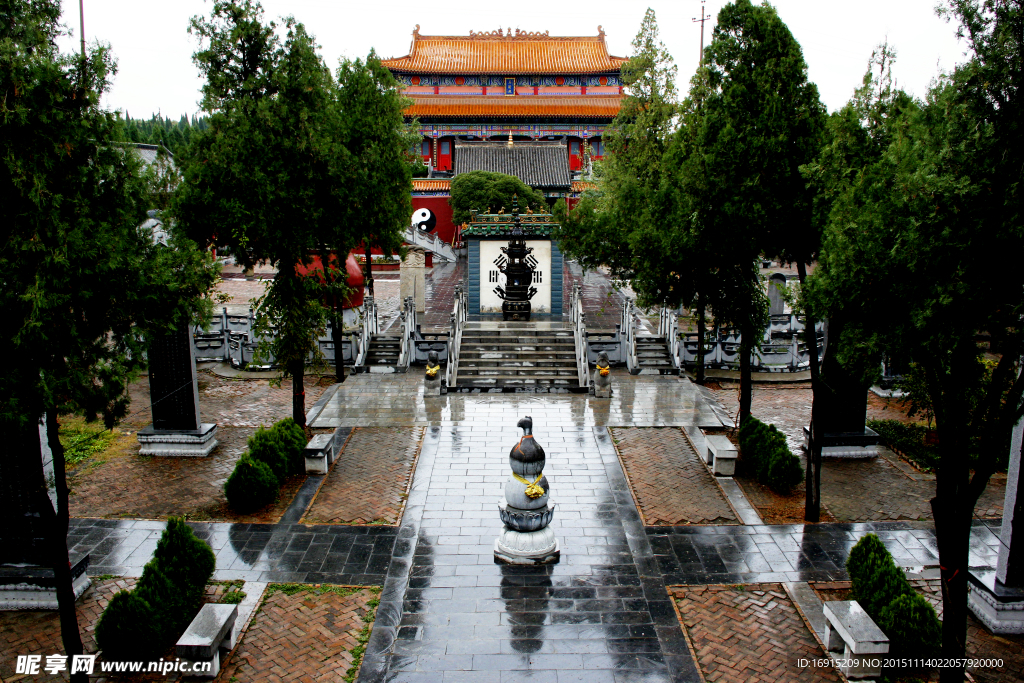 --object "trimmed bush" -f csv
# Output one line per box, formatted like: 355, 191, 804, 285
95, 590, 160, 660
151, 517, 216, 631
764, 440, 804, 492
95, 518, 215, 659
225, 453, 279, 512
738, 415, 803, 493
847, 533, 940, 661
248, 425, 289, 482
878, 592, 941, 658
272, 418, 308, 475
847, 533, 914, 619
